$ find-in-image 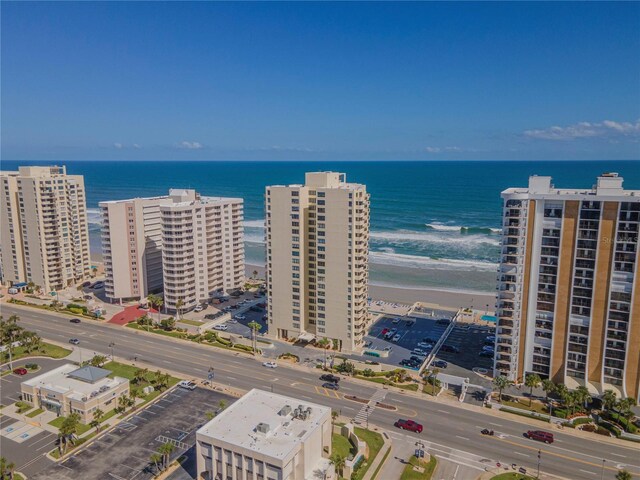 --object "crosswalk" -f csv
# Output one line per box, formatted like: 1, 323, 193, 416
354, 389, 387, 425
